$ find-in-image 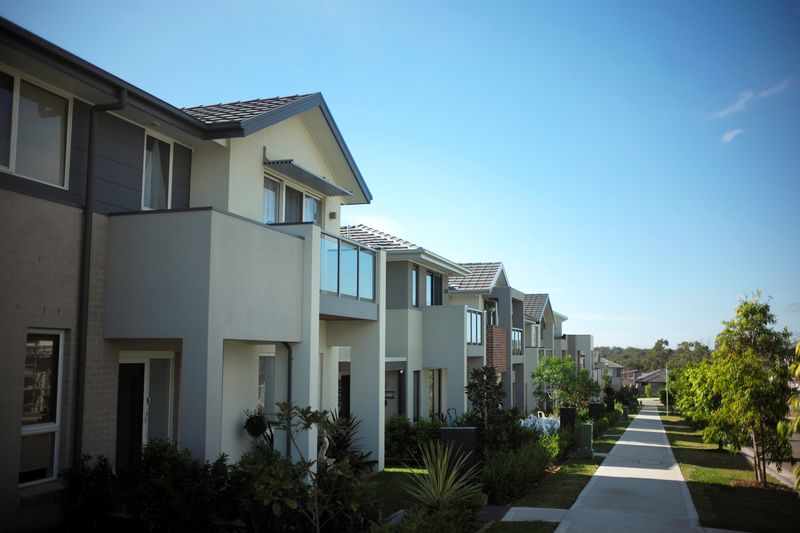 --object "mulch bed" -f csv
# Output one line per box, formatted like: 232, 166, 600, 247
729, 479, 793, 491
